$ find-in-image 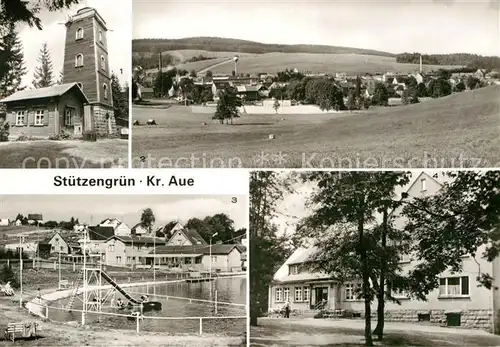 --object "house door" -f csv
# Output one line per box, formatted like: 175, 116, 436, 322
314, 287, 328, 308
